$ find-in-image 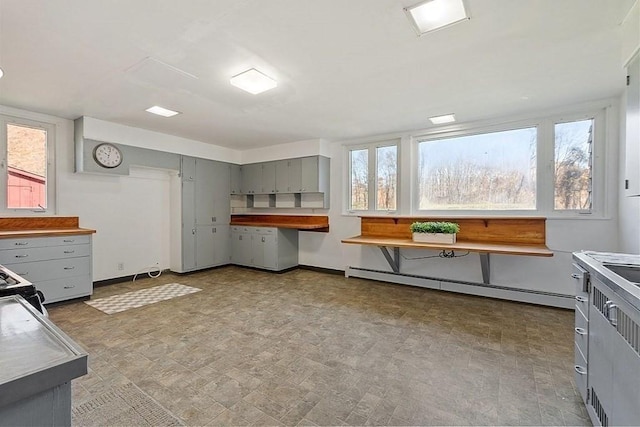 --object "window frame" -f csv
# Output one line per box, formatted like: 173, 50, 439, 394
345, 139, 400, 213
0, 114, 56, 215
411, 108, 607, 218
